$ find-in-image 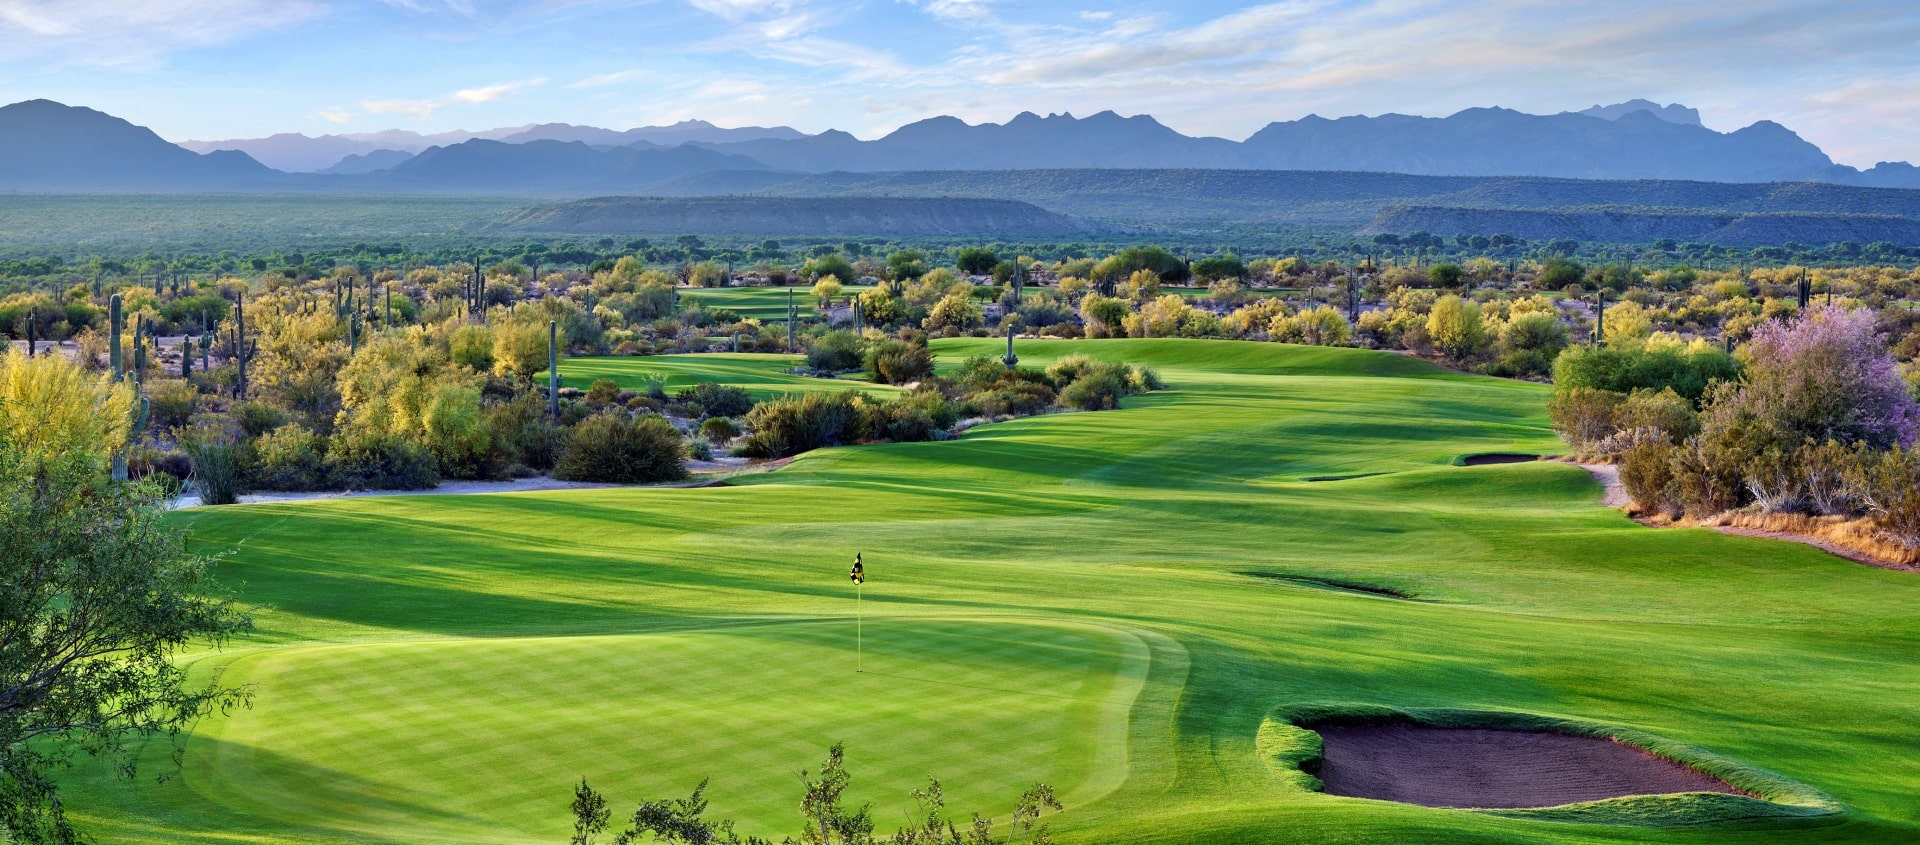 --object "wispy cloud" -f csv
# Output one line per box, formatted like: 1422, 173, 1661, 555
311, 108, 355, 124
569, 69, 649, 89
454, 77, 547, 103
0, 0, 323, 66
361, 98, 441, 120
